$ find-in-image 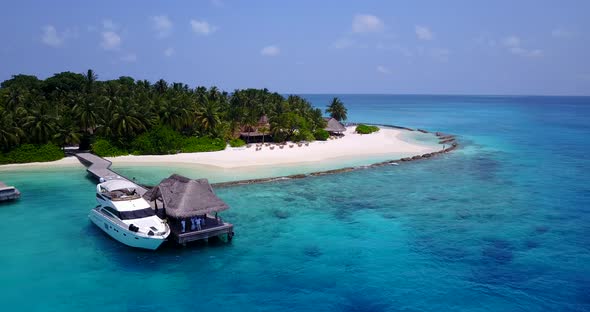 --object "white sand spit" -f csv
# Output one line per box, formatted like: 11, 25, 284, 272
107, 127, 438, 168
